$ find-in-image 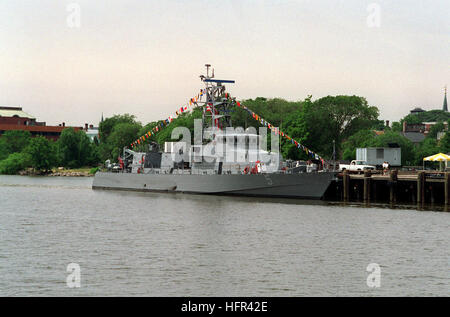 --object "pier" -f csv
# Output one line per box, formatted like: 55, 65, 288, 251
326, 170, 450, 206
